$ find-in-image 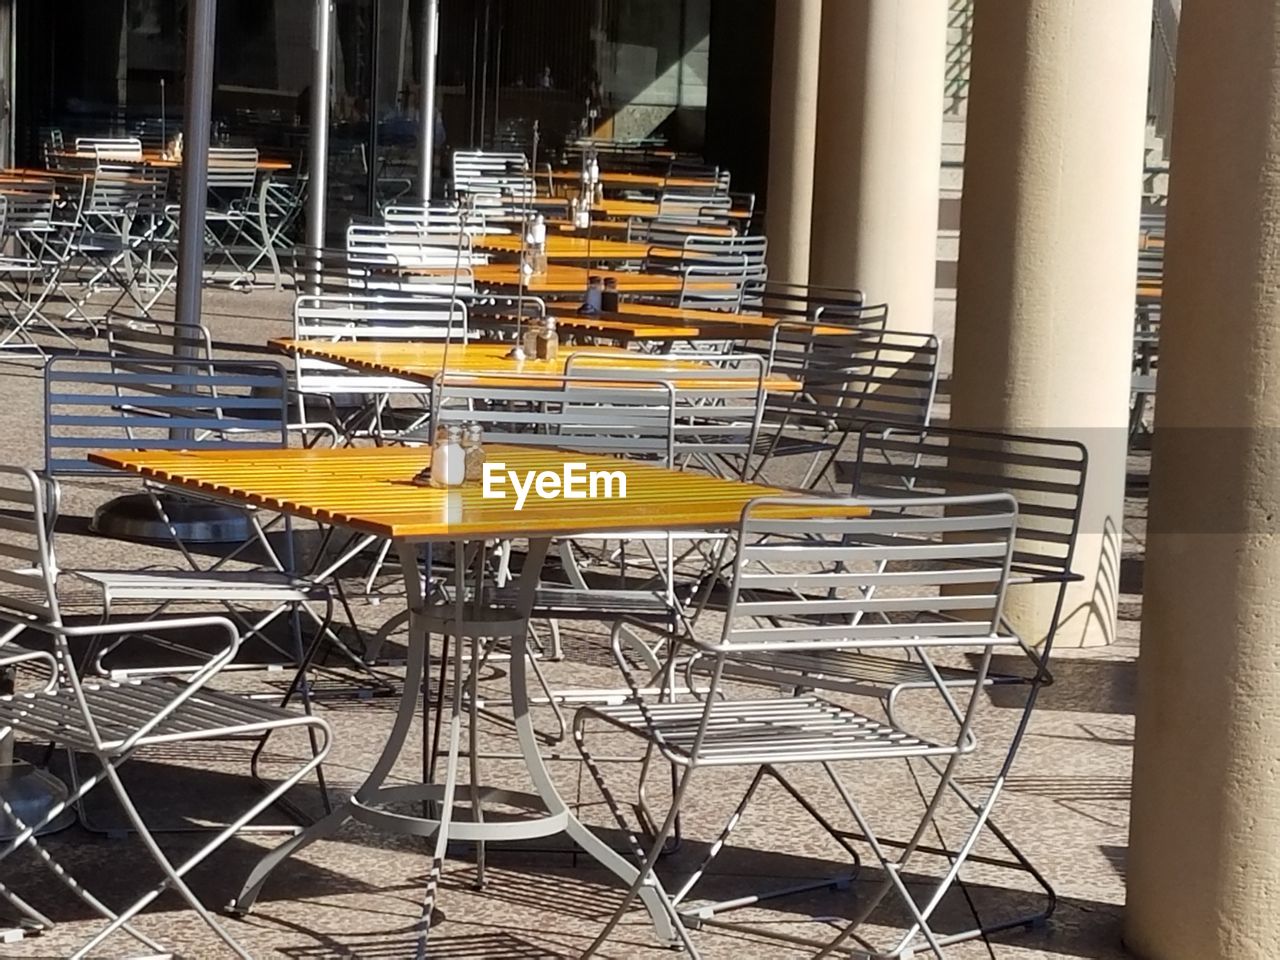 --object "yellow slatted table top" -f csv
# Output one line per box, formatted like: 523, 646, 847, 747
551, 302, 855, 338
593, 199, 752, 221
407, 263, 729, 295
47, 152, 292, 172
88, 446, 863, 542
473, 235, 651, 262
271, 339, 799, 392
548, 170, 714, 190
